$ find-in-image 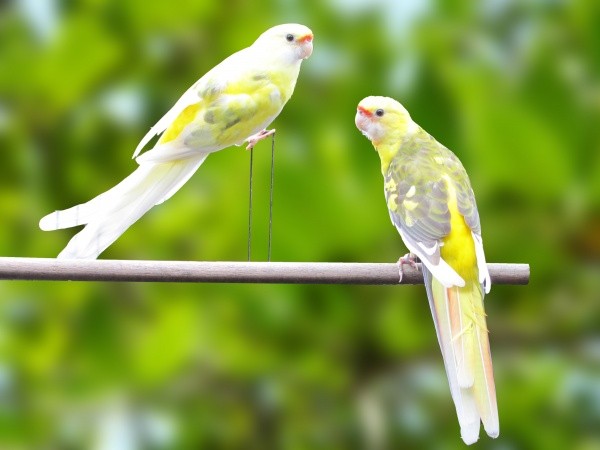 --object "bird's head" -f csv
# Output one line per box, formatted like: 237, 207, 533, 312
355, 96, 414, 148
254, 24, 314, 61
